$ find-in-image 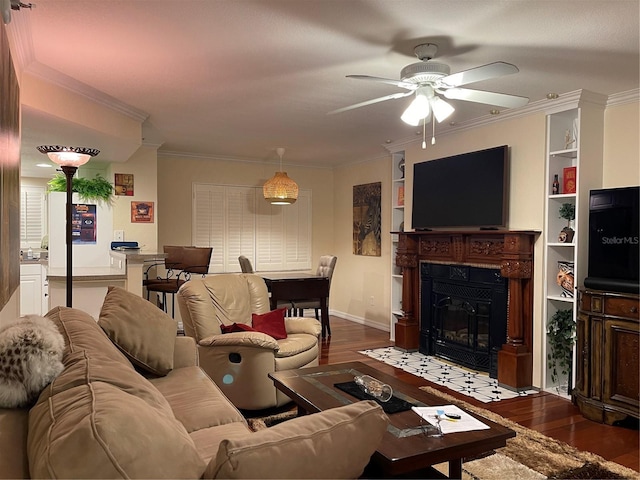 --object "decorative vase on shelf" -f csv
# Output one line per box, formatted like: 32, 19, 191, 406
398, 158, 405, 179
556, 261, 575, 297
